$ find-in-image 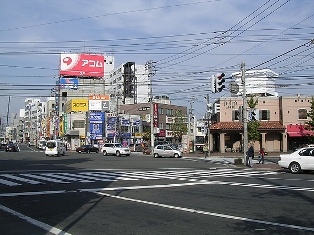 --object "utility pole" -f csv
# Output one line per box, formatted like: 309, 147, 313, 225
188, 98, 194, 153
241, 62, 248, 165
146, 60, 155, 155
193, 116, 196, 152
206, 94, 211, 158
